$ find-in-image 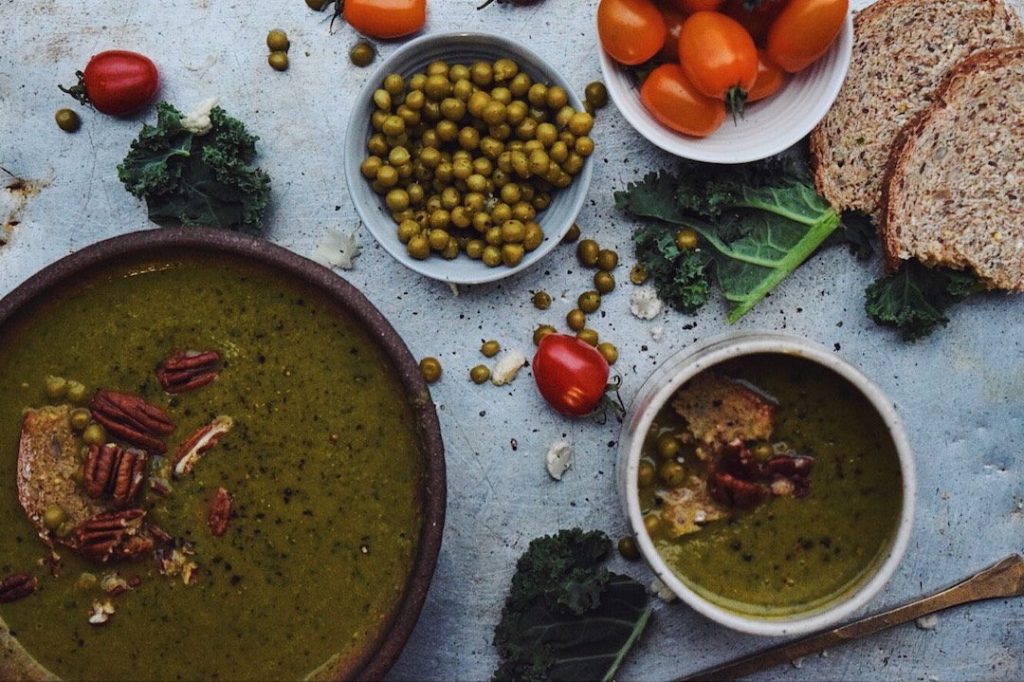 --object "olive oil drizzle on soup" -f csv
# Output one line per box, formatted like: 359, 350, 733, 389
639, 354, 903, 618
0, 255, 424, 680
